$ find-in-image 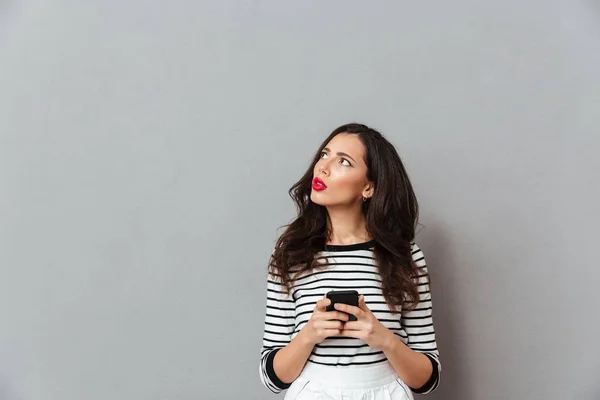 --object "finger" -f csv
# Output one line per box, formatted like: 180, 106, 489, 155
314, 297, 330, 311
358, 295, 370, 311
314, 320, 345, 330
340, 321, 363, 331
322, 311, 350, 322
339, 329, 362, 339
323, 328, 344, 337
312, 310, 347, 321
334, 303, 364, 319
